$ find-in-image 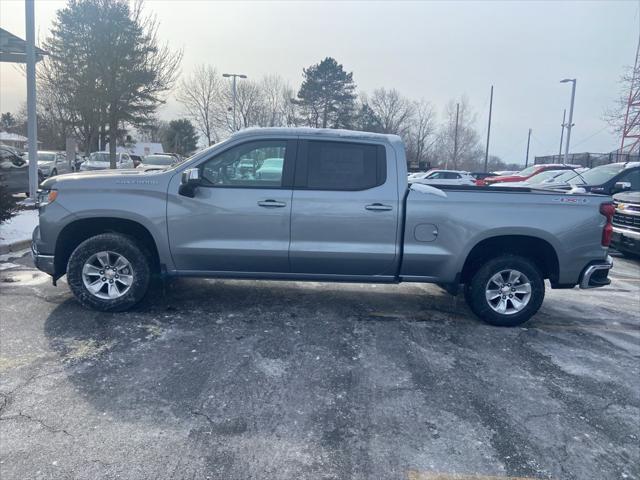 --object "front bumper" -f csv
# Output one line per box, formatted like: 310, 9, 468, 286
612, 226, 640, 254
31, 226, 55, 276
579, 255, 613, 289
